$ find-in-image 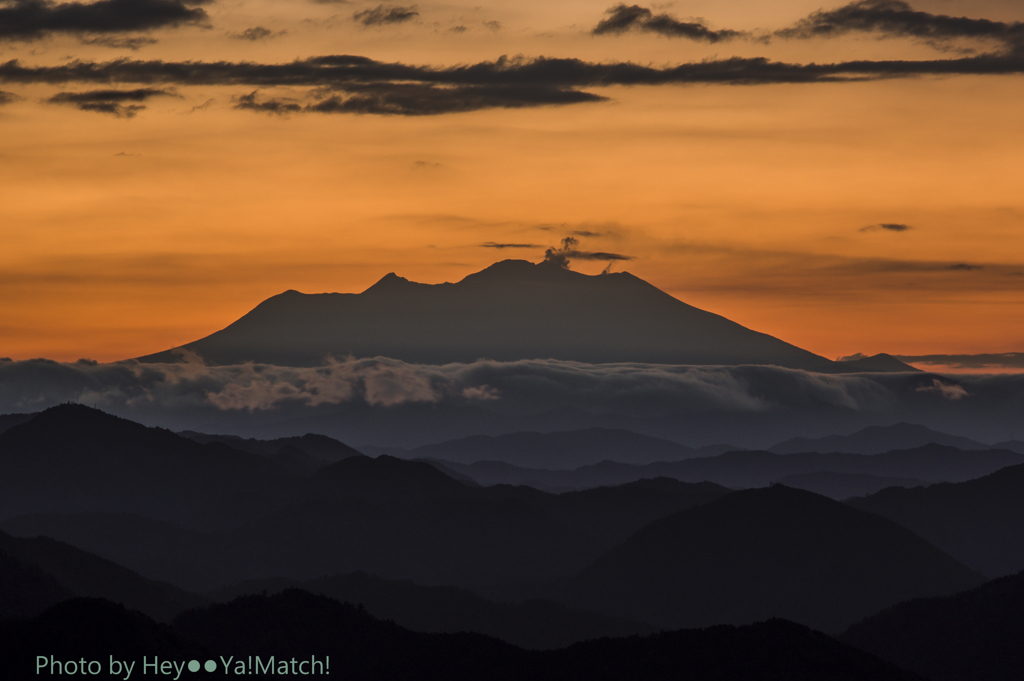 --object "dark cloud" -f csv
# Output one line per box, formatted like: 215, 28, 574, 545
0, 88, 17, 103
593, 4, 747, 42
860, 222, 911, 232
233, 90, 301, 115
80, 35, 159, 50
896, 353, 1024, 370
353, 4, 417, 27
777, 0, 1024, 52
570, 230, 604, 237
483, 20, 500, 32
0, 0, 209, 41
235, 82, 604, 116
3, 49, 1024, 117
47, 86, 175, 117
480, 242, 540, 249
231, 26, 285, 41
948, 263, 981, 271
544, 236, 633, 269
